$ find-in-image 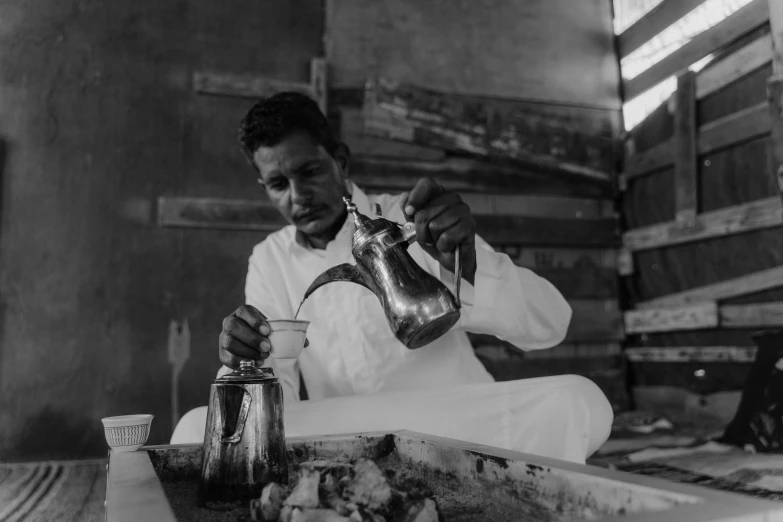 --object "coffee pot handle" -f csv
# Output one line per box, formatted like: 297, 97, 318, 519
221, 390, 252, 444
